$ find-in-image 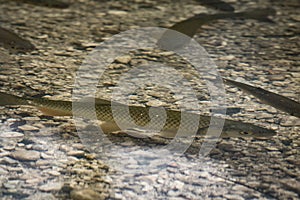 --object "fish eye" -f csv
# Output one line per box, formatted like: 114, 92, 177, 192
240, 131, 251, 135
